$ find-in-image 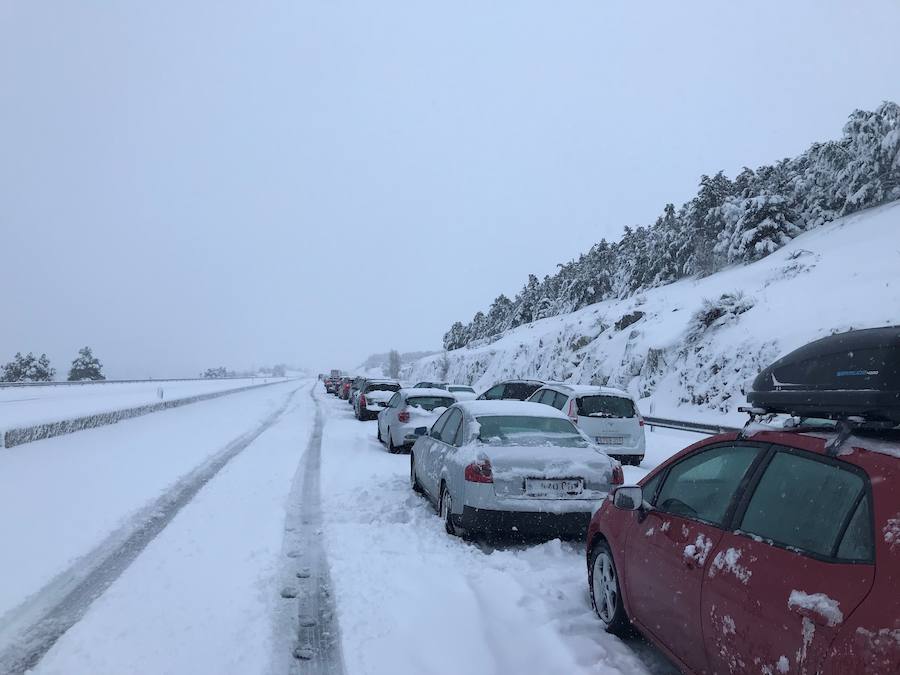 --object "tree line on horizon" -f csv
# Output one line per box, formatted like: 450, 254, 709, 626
443, 101, 900, 351
0, 346, 105, 382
